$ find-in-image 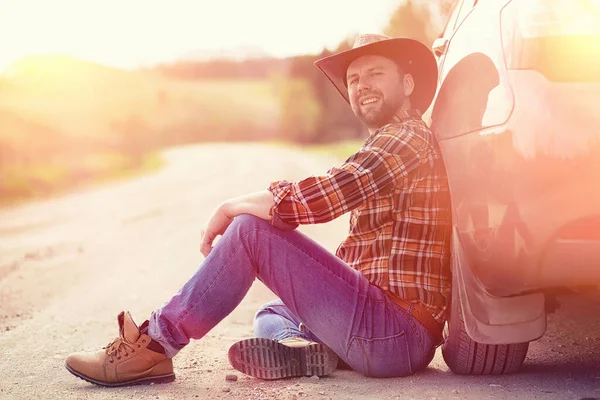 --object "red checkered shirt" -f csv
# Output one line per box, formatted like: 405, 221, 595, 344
268, 109, 452, 324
